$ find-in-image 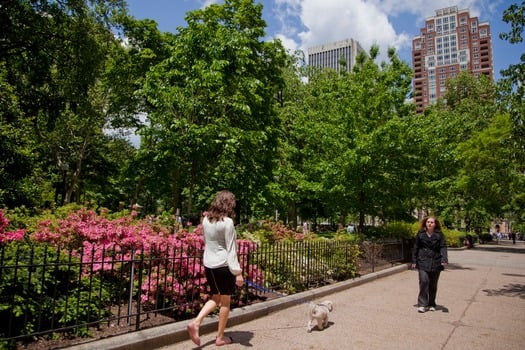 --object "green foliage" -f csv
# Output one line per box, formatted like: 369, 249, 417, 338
499, 1, 525, 221
360, 221, 416, 240
441, 228, 465, 248
1, 0, 524, 251
249, 220, 311, 243
384, 221, 417, 239
0, 241, 111, 339
138, 0, 287, 216
253, 241, 359, 293
456, 113, 514, 227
